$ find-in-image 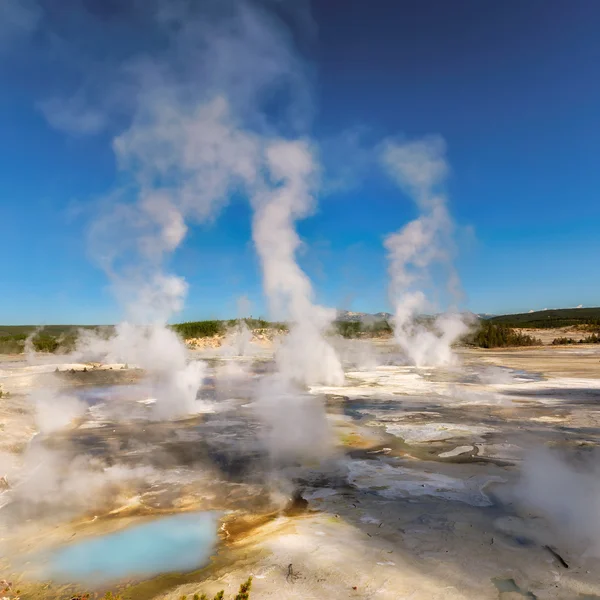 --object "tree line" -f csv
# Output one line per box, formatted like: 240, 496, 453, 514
467, 321, 541, 348
552, 334, 600, 345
